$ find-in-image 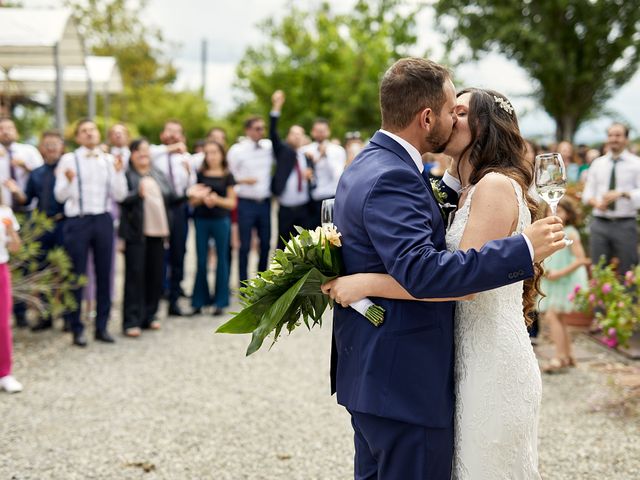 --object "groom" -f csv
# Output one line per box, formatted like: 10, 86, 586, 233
328, 58, 565, 479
